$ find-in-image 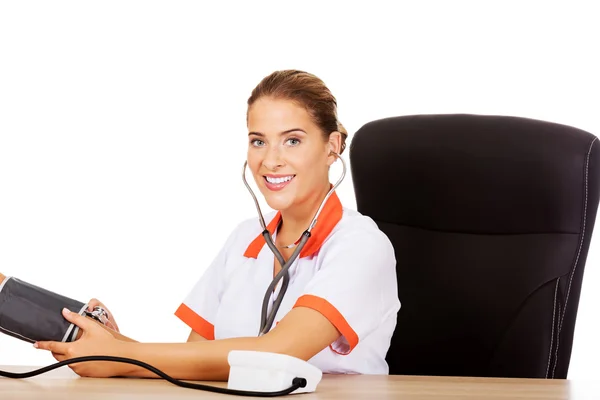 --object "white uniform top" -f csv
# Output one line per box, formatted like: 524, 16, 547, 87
175, 191, 400, 374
